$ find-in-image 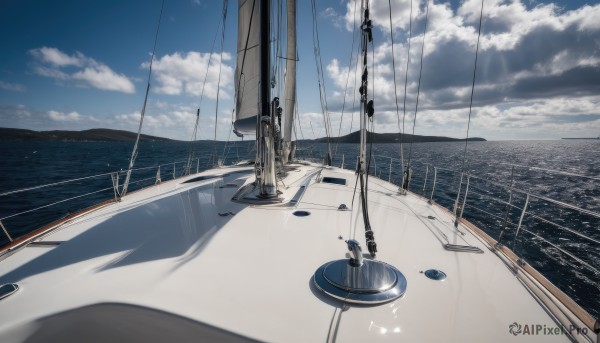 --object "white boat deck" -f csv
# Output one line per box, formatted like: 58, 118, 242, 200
0, 163, 584, 342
